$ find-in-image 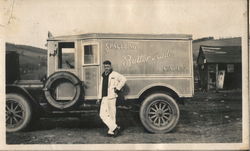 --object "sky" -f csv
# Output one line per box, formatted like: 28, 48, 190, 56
1, 0, 248, 49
